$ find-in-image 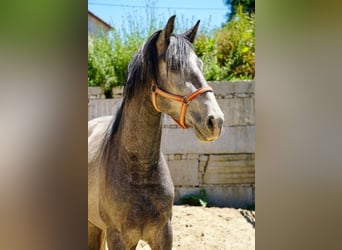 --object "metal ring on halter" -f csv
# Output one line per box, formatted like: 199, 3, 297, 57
183, 97, 190, 105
